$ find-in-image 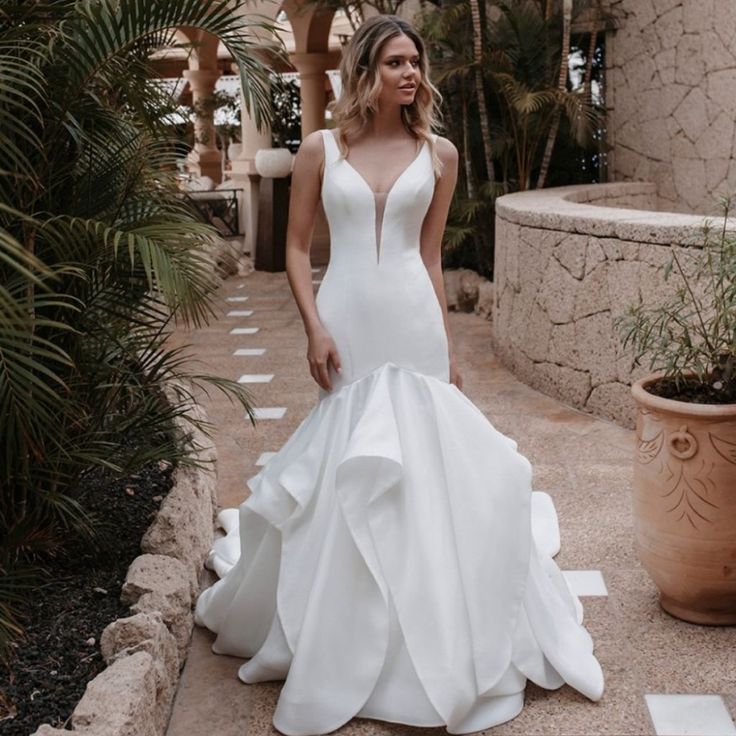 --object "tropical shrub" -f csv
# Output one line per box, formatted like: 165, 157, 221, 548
0, 0, 285, 655
417, 0, 606, 277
